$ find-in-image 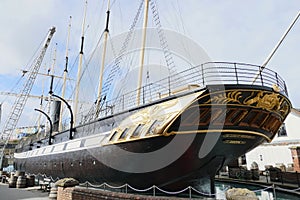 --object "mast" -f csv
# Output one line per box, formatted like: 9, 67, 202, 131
95, 0, 111, 119
37, 64, 47, 129
59, 16, 72, 131
47, 43, 57, 134
74, 1, 88, 125
136, 0, 149, 106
